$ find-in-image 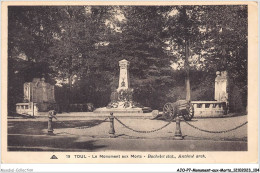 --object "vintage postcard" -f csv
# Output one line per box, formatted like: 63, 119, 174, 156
1, 1, 258, 164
